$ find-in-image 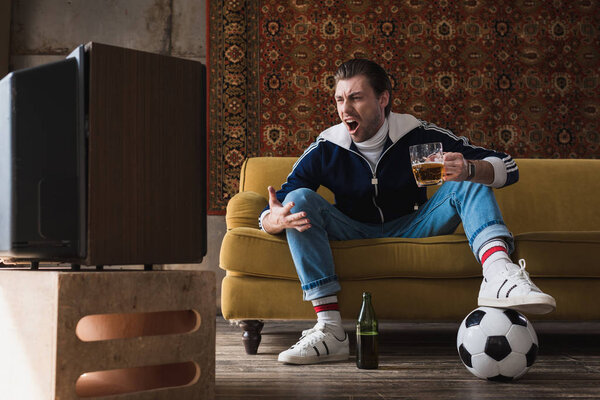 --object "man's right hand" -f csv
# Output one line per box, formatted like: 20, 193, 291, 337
261, 186, 312, 235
